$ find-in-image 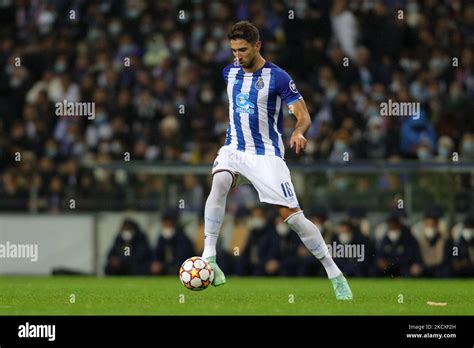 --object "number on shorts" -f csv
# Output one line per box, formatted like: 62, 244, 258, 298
281, 182, 294, 198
